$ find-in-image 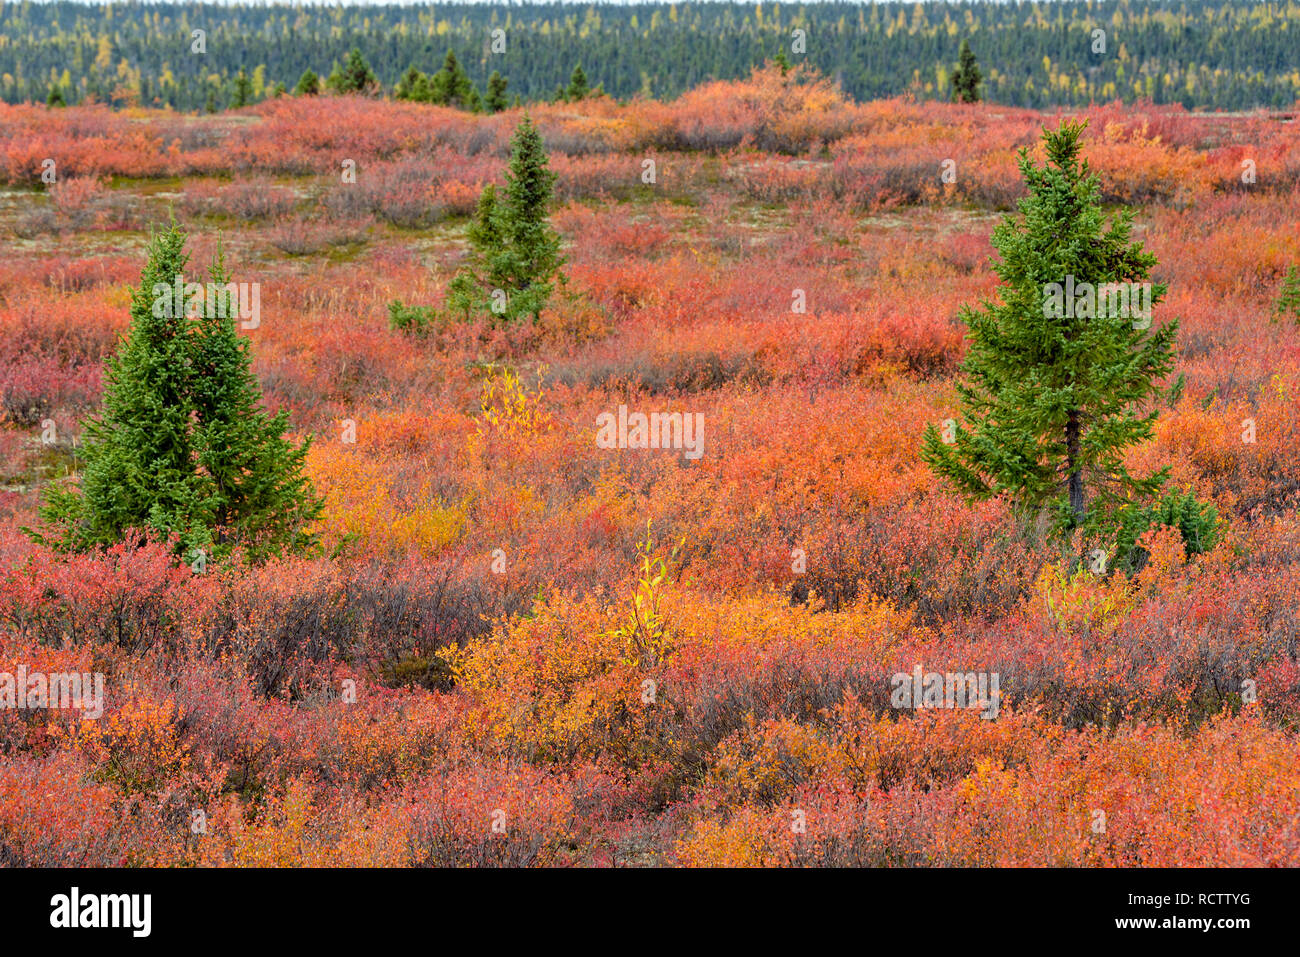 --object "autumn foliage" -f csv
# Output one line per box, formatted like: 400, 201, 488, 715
2, 67, 1299, 866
